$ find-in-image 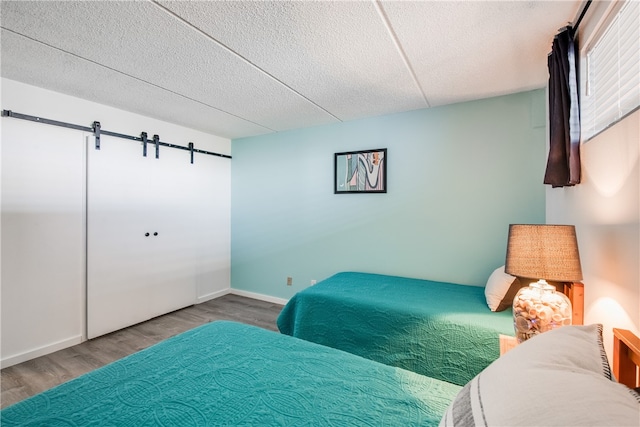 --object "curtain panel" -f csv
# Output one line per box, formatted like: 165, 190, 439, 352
544, 27, 581, 188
